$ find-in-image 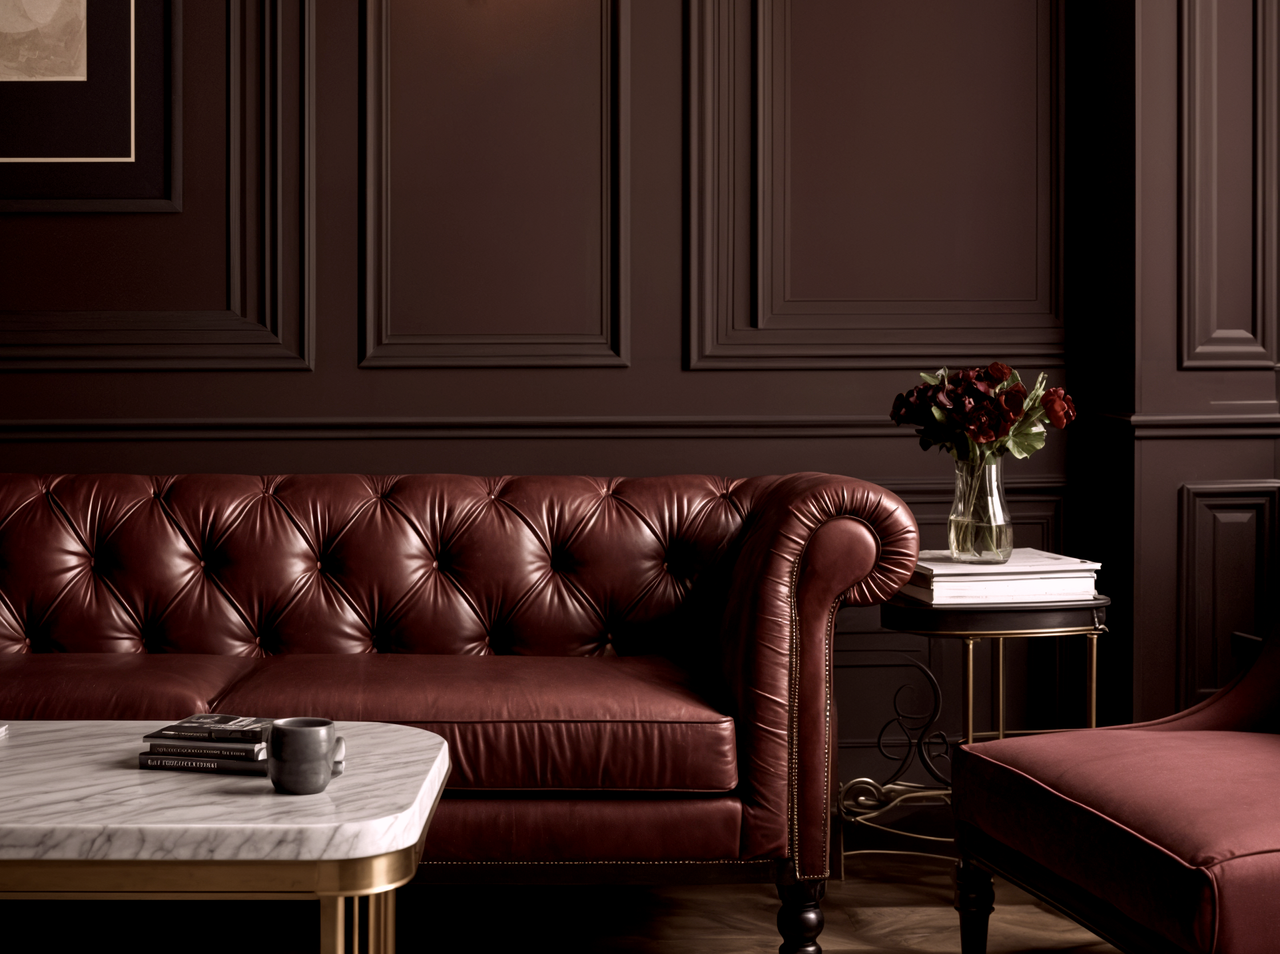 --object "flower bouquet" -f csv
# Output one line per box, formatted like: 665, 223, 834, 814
890, 363, 1075, 563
